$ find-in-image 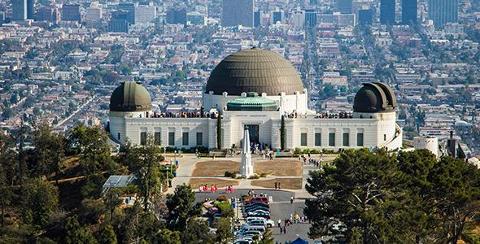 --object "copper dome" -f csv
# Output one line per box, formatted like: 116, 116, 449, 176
205, 48, 305, 96
110, 81, 152, 112
353, 82, 397, 113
